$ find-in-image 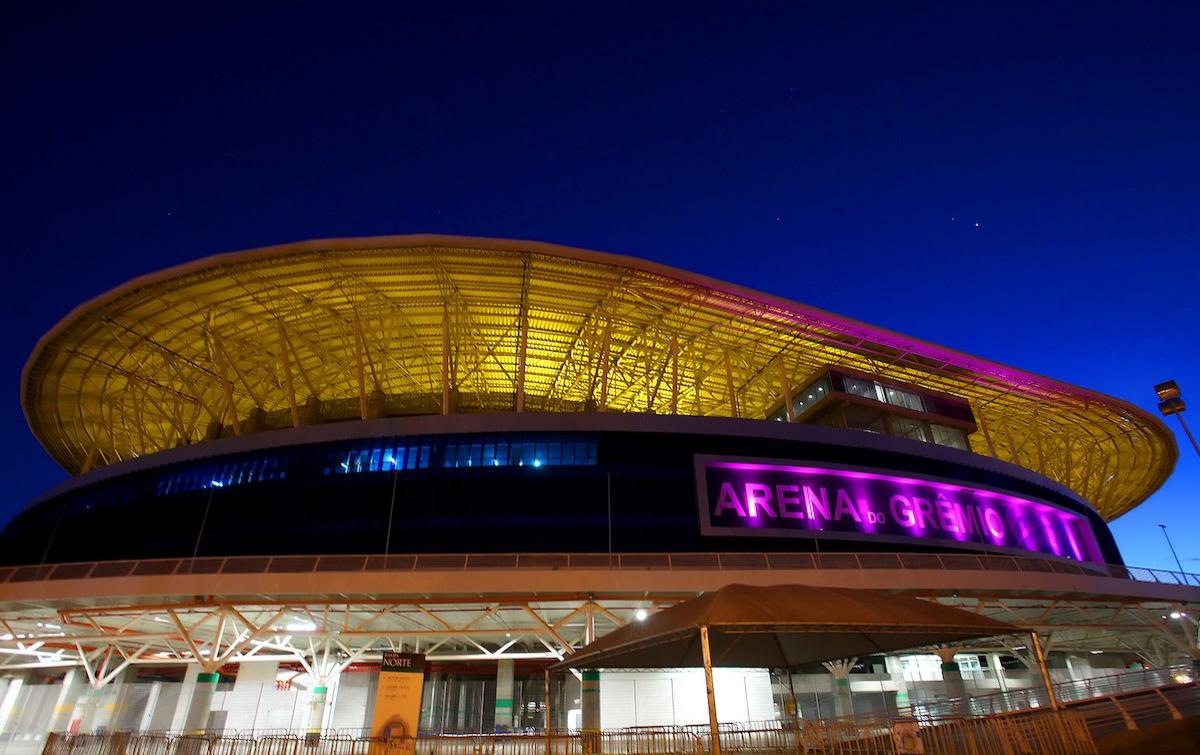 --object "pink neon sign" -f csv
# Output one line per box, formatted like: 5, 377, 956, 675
696, 457, 1104, 564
